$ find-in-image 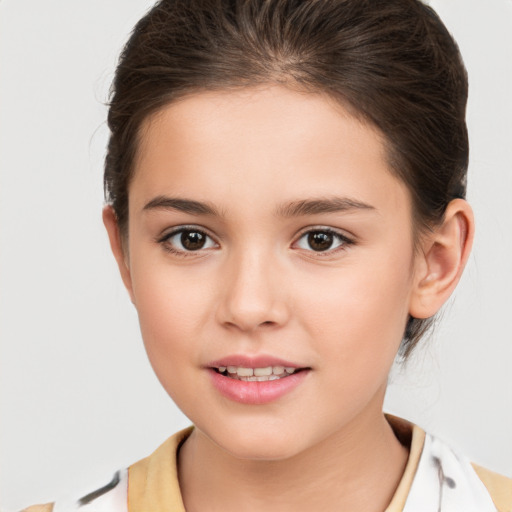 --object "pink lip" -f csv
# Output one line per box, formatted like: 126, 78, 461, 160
206, 354, 310, 405
207, 354, 302, 369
